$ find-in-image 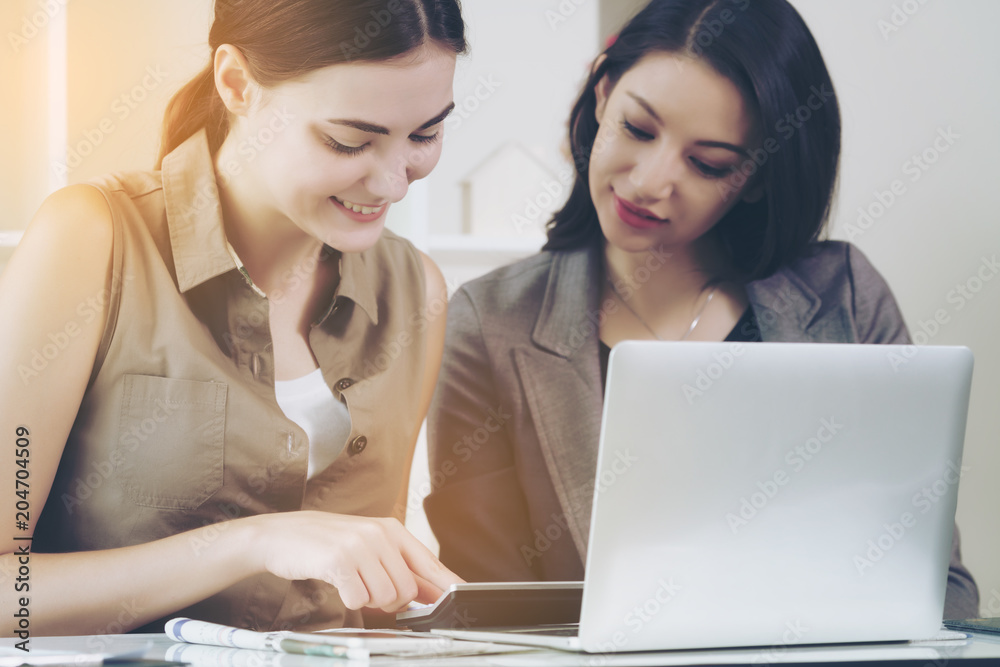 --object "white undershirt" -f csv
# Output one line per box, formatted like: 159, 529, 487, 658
274, 368, 351, 479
